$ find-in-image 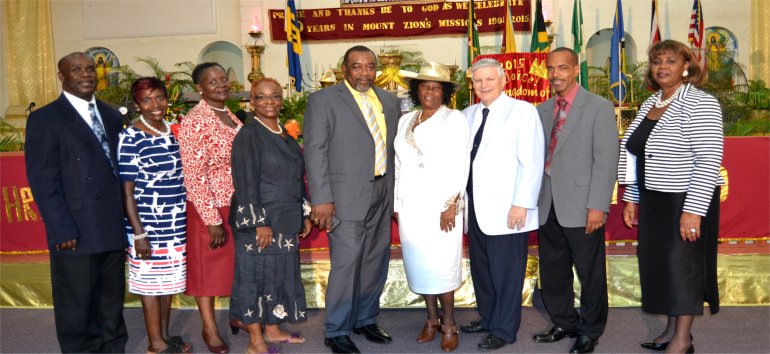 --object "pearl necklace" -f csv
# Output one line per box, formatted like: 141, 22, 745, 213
654, 84, 684, 108
138, 115, 170, 136
254, 116, 283, 134
209, 105, 228, 112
